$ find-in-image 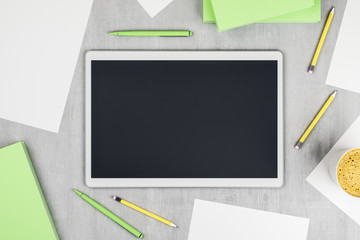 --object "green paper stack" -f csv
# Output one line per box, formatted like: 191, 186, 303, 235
204, 0, 321, 31
0, 142, 59, 240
